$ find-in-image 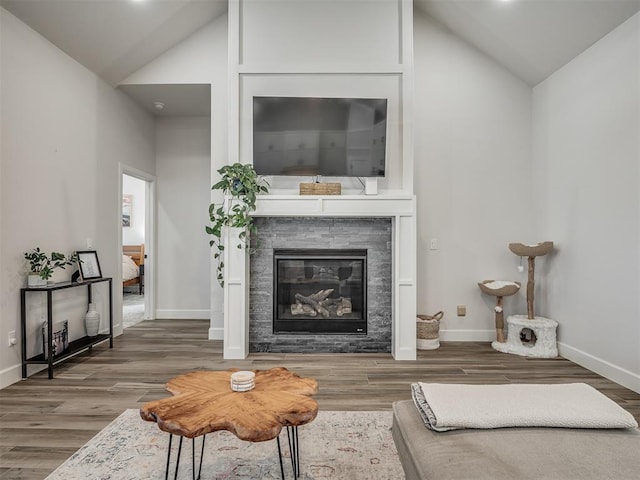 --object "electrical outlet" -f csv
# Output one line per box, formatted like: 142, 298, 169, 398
429, 238, 439, 250
456, 305, 466, 316
8, 330, 16, 347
